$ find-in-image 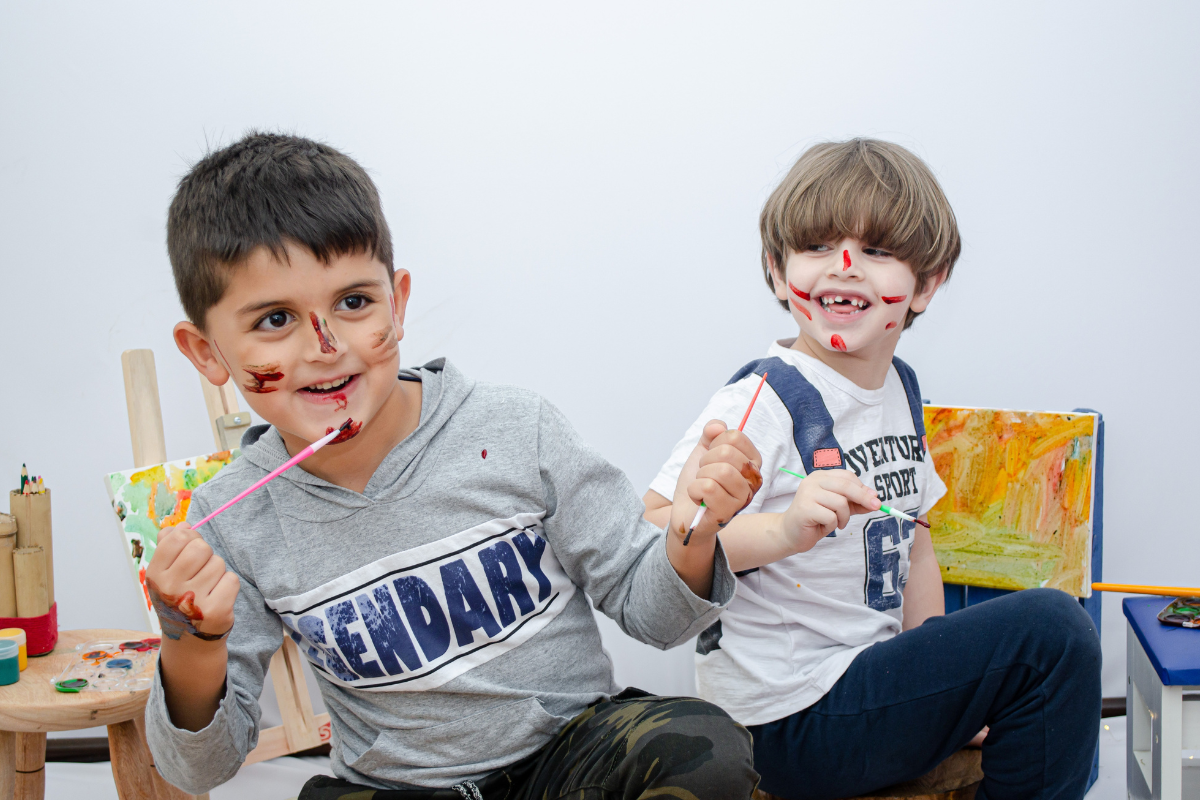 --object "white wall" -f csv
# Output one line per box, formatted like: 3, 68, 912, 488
2, 2, 1197, 721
